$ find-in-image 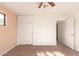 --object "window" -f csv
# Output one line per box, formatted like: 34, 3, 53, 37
0, 13, 5, 26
